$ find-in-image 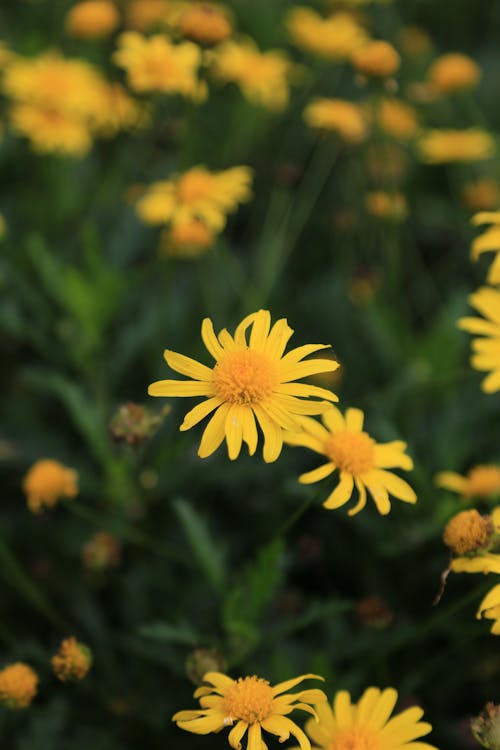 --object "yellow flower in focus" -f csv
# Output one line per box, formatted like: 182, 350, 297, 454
303, 98, 368, 144
462, 179, 500, 212
52, 637, 93, 682
443, 509, 492, 555
287, 8, 369, 61
0, 663, 38, 710
470, 211, 500, 285
178, 3, 233, 45
303, 686, 437, 750
113, 32, 205, 99
148, 310, 339, 462
436, 464, 500, 500
285, 406, 416, 515
210, 39, 293, 111
135, 166, 253, 231
374, 98, 419, 142
417, 129, 495, 164
427, 52, 481, 95
173, 671, 327, 750
477, 584, 500, 634
125, 0, 170, 31
65, 0, 120, 39
458, 287, 500, 393
160, 220, 215, 258
366, 190, 408, 221
9, 104, 93, 156
23, 458, 78, 513
352, 40, 401, 78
